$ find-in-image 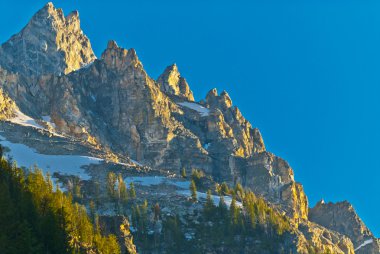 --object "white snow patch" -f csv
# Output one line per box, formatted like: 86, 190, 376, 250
177, 189, 242, 208
42, 115, 57, 129
9, 111, 63, 137
0, 135, 102, 180
10, 110, 44, 130
124, 176, 167, 186
178, 102, 210, 117
355, 239, 373, 251
130, 159, 143, 167
124, 175, 242, 208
